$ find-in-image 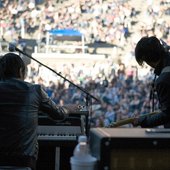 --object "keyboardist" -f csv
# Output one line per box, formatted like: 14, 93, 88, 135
0, 53, 80, 170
